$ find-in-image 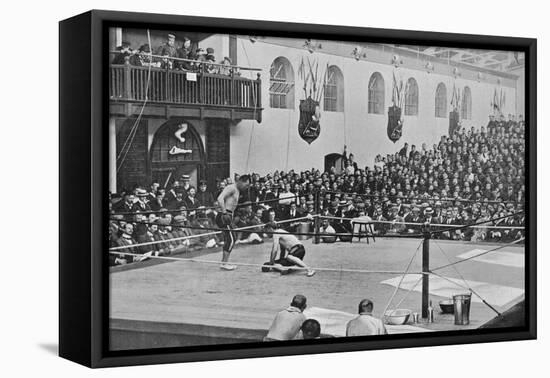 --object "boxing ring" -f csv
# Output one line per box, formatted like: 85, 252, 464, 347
109, 205, 526, 351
